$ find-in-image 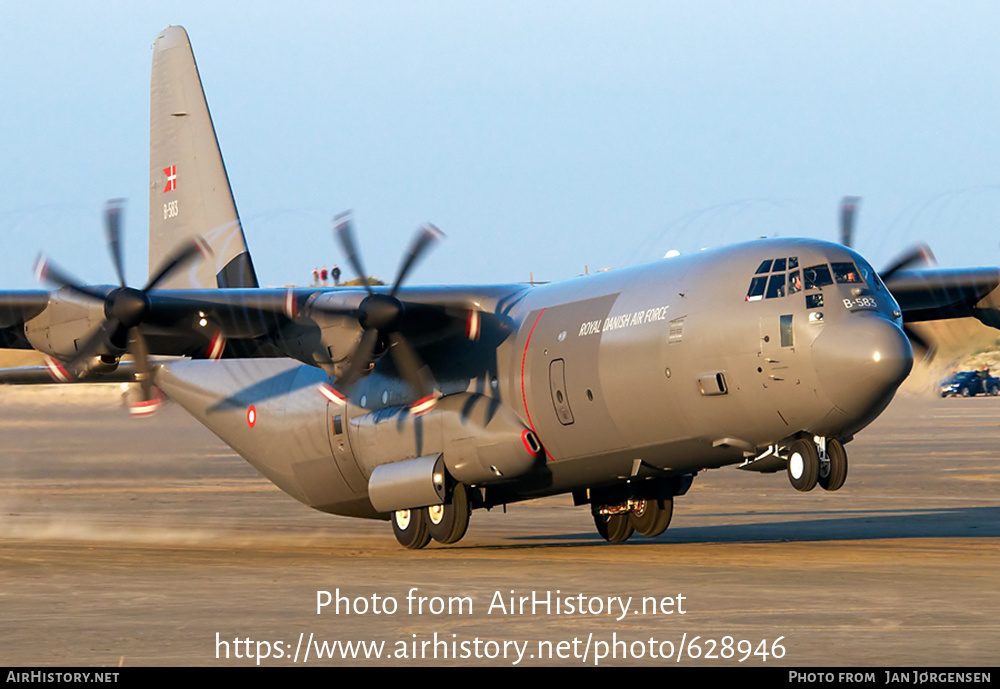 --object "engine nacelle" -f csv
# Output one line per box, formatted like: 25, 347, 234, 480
277, 291, 366, 371
23, 291, 106, 359
350, 392, 543, 490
